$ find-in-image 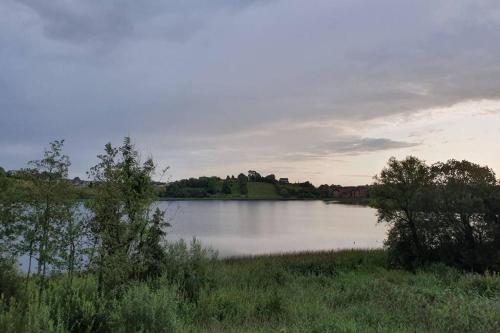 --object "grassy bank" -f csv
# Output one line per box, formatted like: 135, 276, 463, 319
198, 250, 499, 332
2, 249, 499, 332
